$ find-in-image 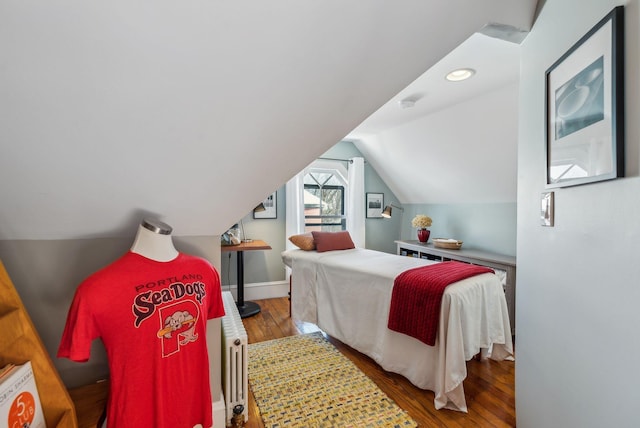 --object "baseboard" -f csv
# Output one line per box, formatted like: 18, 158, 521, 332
212, 393, 226, 428
223, 280, 288, 301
